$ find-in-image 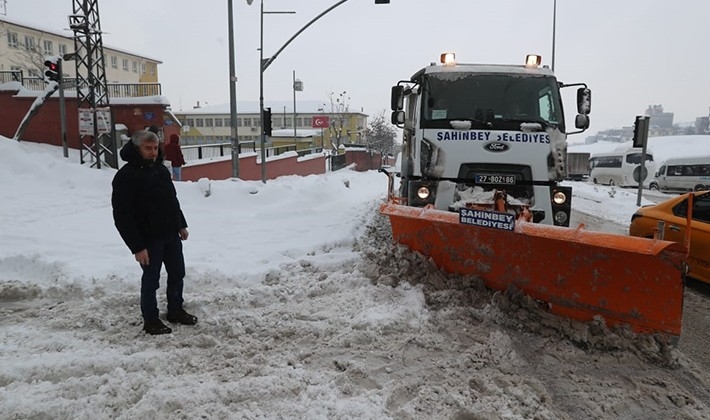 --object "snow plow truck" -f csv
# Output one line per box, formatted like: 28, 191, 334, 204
380, 53, 687, 340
